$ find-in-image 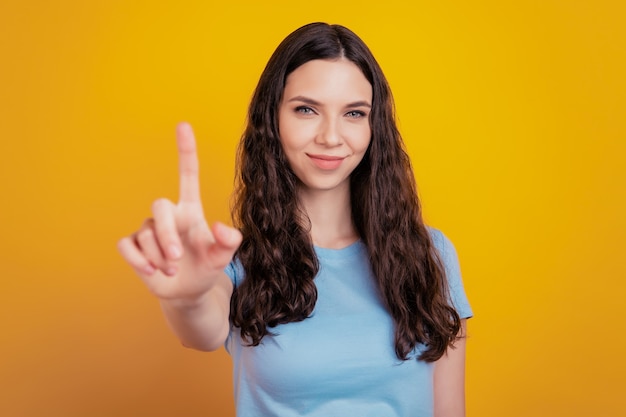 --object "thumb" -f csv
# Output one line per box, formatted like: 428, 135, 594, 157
207, 221, 242, 267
